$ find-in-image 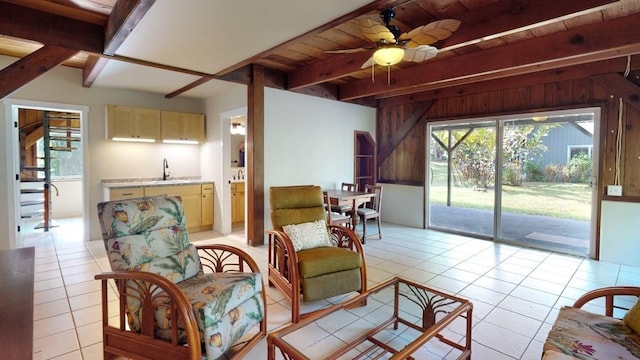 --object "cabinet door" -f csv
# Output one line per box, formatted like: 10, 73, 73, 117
182, 194, 201, 230
181, 113, 205, 141
237, 189, 245, 222
109, 187, 144, 201
106, 105, 135, 139
134, 108, 161, 140
160, 111, 182, 140
232, 183, 245, 223
201, 193, 214, 227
